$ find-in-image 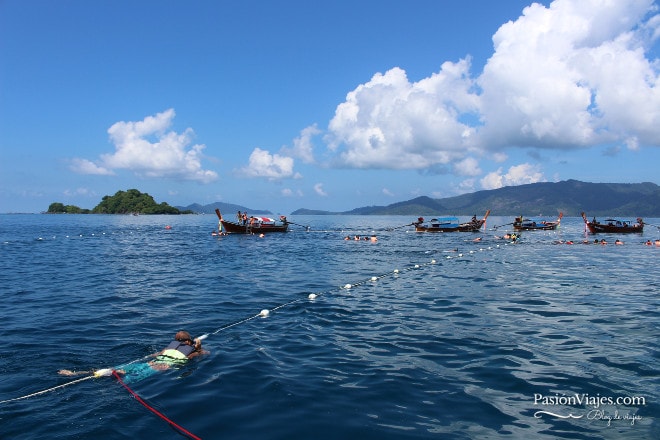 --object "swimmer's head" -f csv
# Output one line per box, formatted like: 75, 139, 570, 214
174, 330, 193, 343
